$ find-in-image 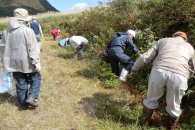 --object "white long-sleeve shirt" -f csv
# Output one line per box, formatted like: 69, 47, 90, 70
69, 36, 88, 49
